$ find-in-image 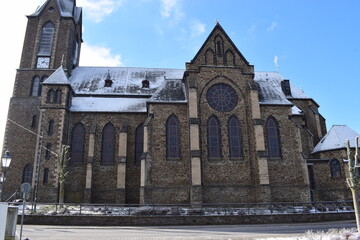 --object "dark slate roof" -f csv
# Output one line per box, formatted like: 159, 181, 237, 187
30, 0, 82, 23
